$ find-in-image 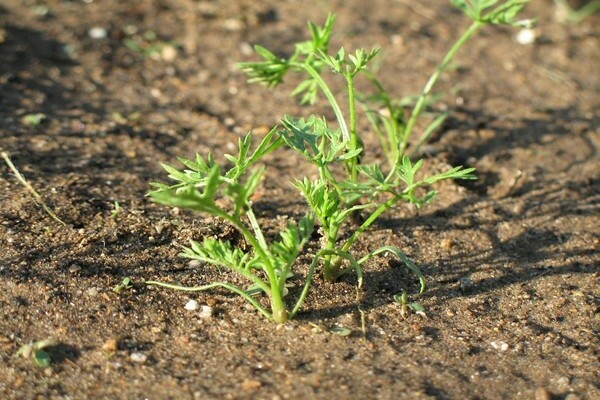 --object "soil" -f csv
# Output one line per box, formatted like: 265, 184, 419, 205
0, 0, 598, 399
